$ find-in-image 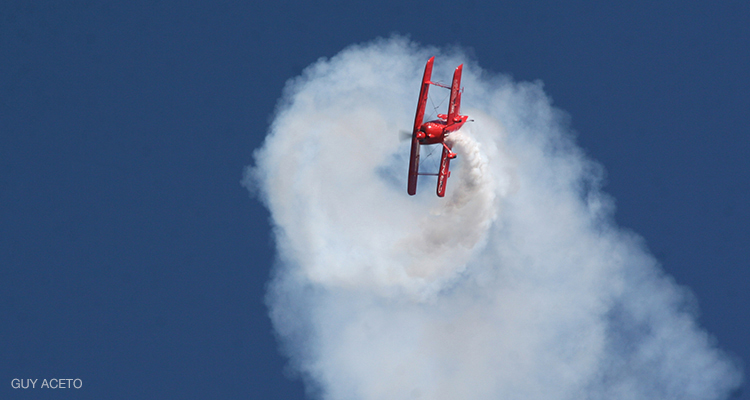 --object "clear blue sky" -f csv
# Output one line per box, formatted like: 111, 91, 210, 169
1, 1, 748, 399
